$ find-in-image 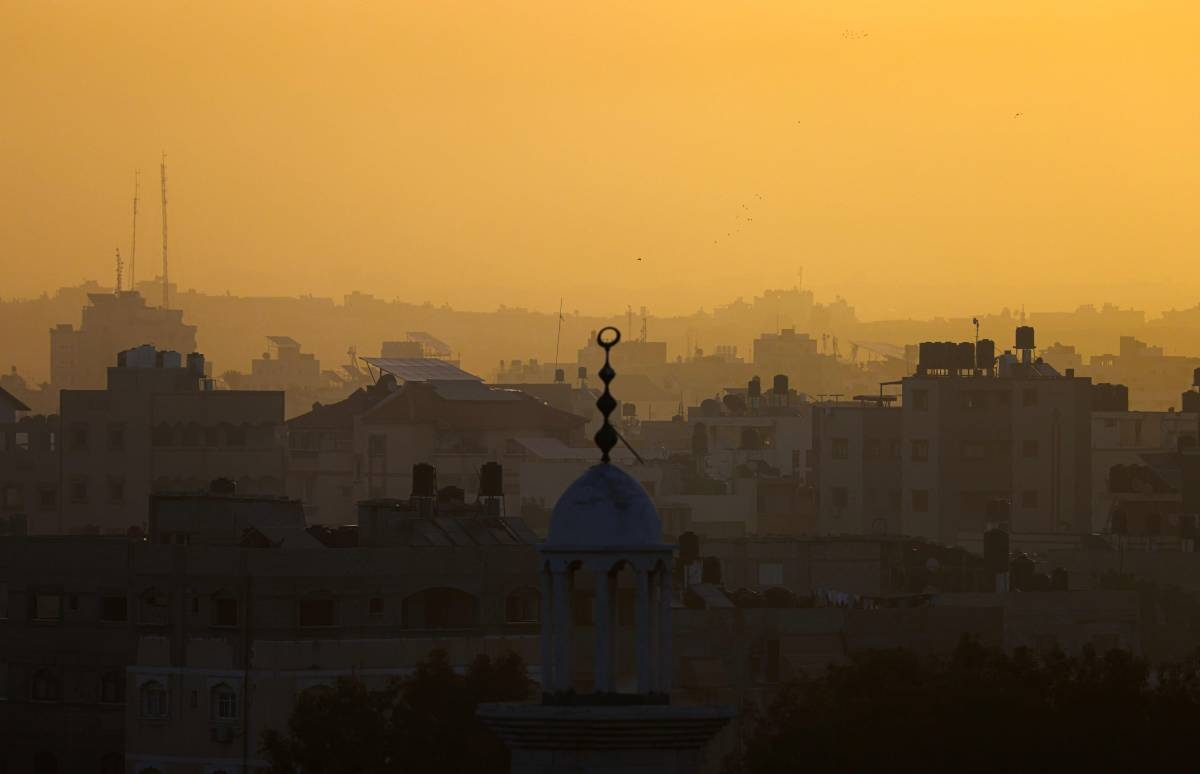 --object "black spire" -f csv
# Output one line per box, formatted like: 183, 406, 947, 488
594, 326, 621, 463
